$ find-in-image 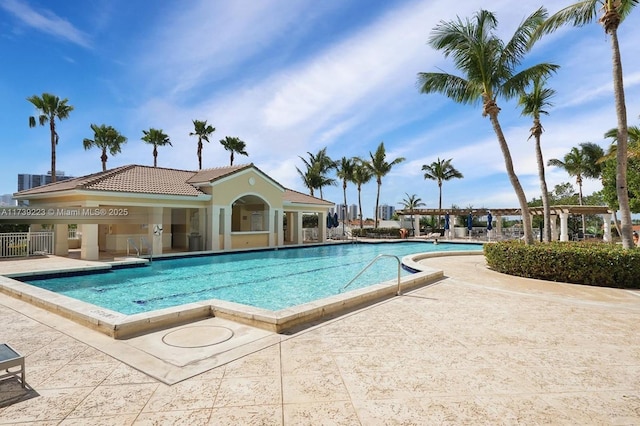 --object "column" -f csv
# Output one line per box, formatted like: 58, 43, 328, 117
268, 208, 275, 247
275, 209, 284, 247
80, 224, 99, 260
559, 212, 569, 242
496, 215, 502, 240
296, 212, 303, 244
550, 215, 558, 241
602, 213, 612, 242
414, 215, 421, 237
54, 224, 69, 256
149, 207, 163, 255
224, 207, 232, 249
210, 206, 221, 251
318, 212, 327, 243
